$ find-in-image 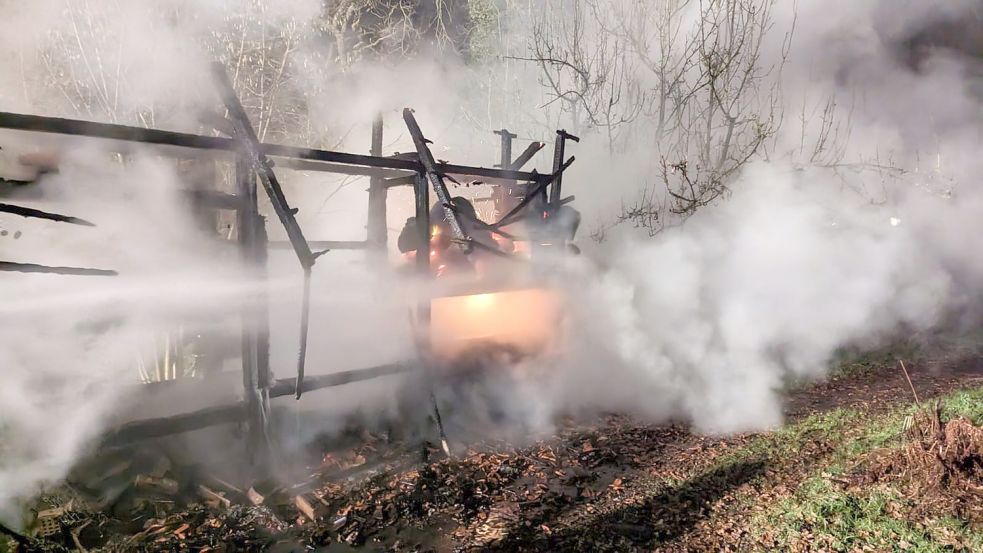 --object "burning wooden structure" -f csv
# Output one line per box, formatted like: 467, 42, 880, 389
0, 62, 579, 465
